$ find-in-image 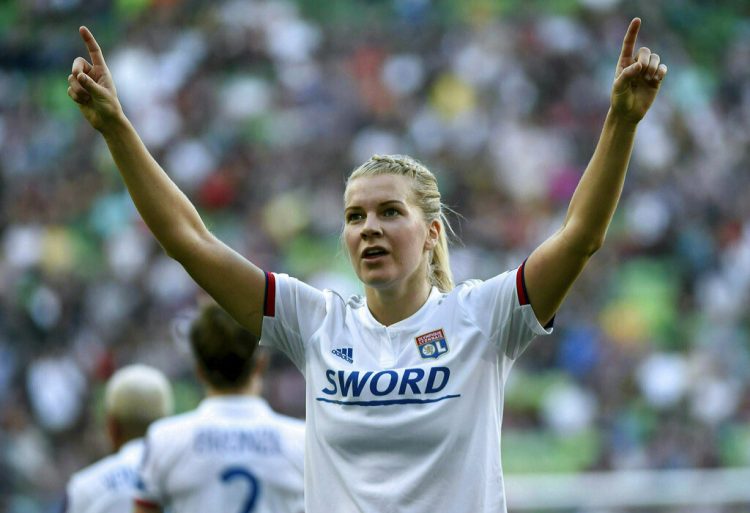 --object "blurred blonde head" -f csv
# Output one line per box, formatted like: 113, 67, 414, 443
105, 364, 173, 435
346, 154, 455, 292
